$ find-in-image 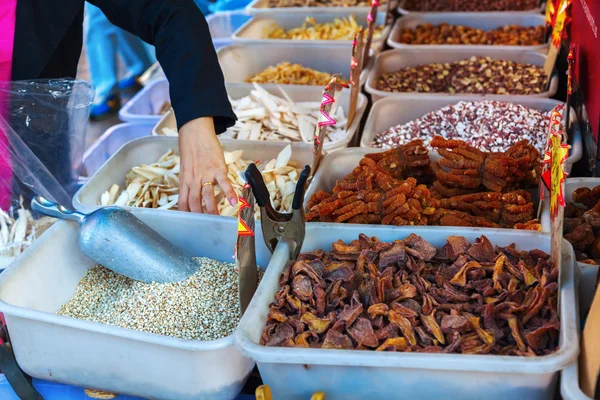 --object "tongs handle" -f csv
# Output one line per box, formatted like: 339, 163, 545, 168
292, 165, 311, 211
245, 163, 271, 209
245, 164, 311, 215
